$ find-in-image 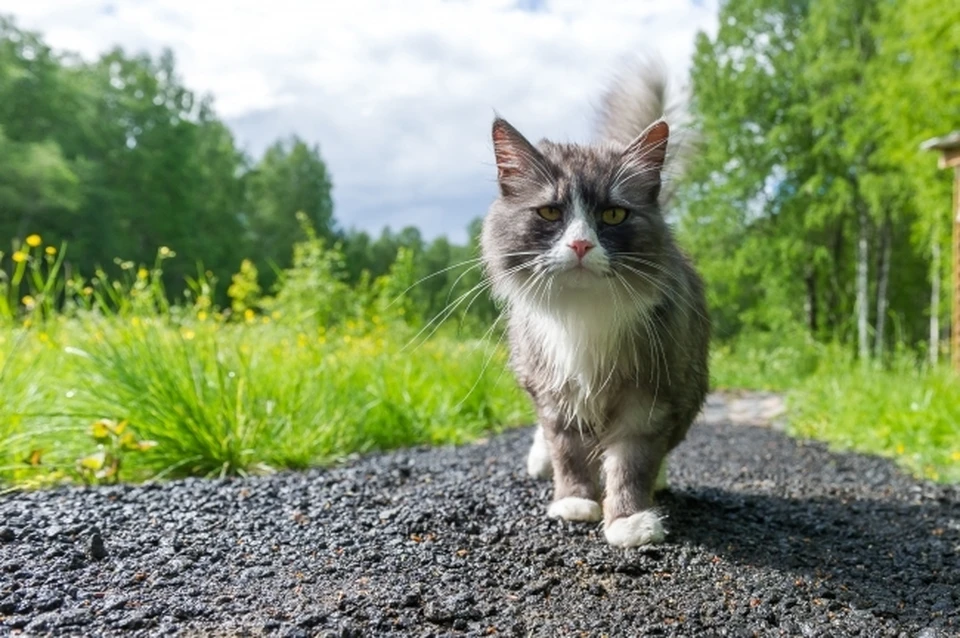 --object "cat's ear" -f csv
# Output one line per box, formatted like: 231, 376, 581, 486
622, 119, 669, 172
492, 118, 550, 197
